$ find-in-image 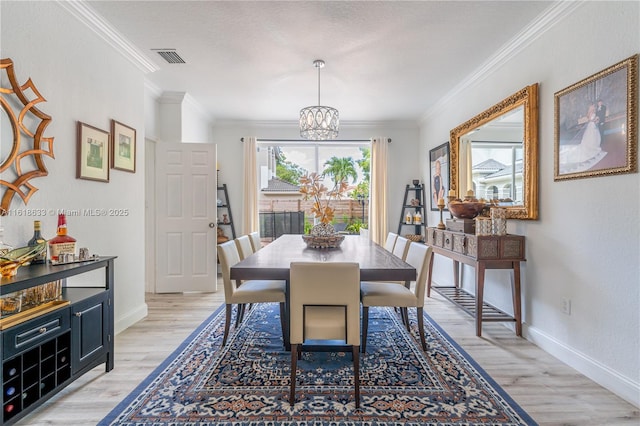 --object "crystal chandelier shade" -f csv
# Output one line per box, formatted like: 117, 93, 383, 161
299, 60, 339, 140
